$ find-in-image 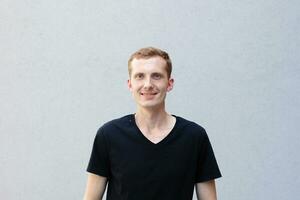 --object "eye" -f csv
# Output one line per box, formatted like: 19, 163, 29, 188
135, 73, 144, 79
152, 73, 162, 80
